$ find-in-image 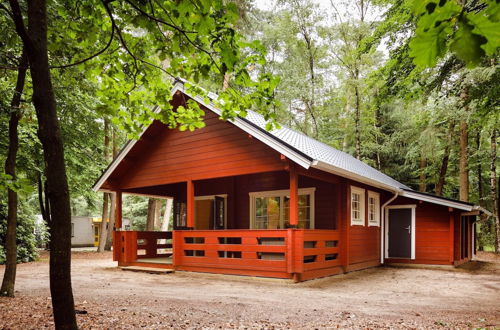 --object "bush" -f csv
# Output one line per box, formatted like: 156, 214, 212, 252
0, 199, 40, 264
